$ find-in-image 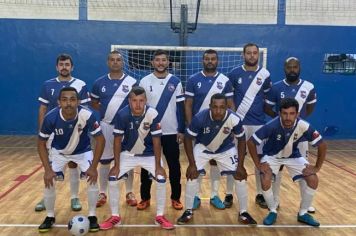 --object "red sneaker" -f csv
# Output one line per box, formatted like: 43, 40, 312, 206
155, 215, 175, 230
99, 216, 121, 230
